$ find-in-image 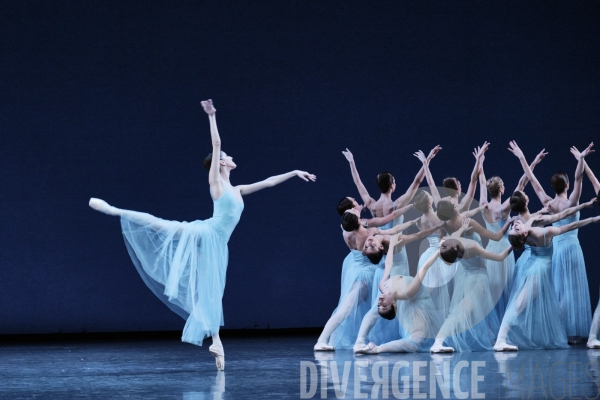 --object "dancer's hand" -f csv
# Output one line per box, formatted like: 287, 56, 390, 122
537, 205, 551, 214
533, 148, 548, 164
201, 99, 217, 115
461, 217, 473, 232
580, 142, 595, 158
390, 234, 402, 247
413, 150, 427, 164
296, 171, 316, 182
583, 197, 597, 208
427, 145, 442, 161
476, 142, 489, 160
410, 217, 420, 226
508, 141, 524, 159
342, 148, 354, 163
